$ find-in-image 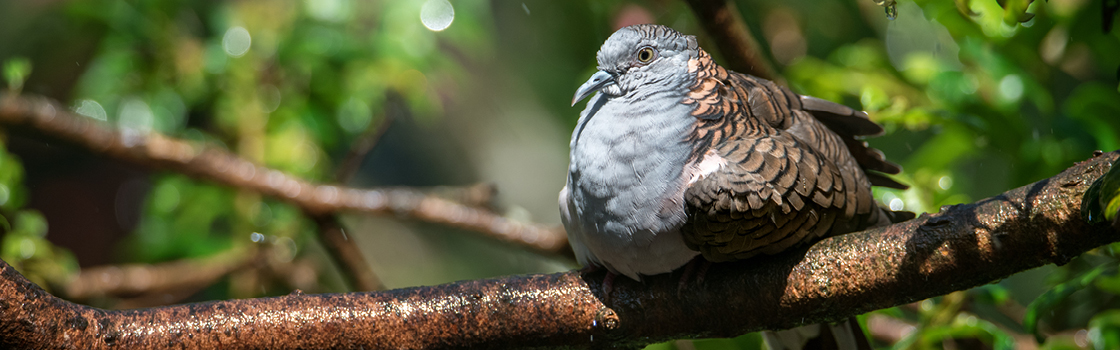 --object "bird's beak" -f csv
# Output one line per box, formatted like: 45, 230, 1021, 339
571, 70, 616, 106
